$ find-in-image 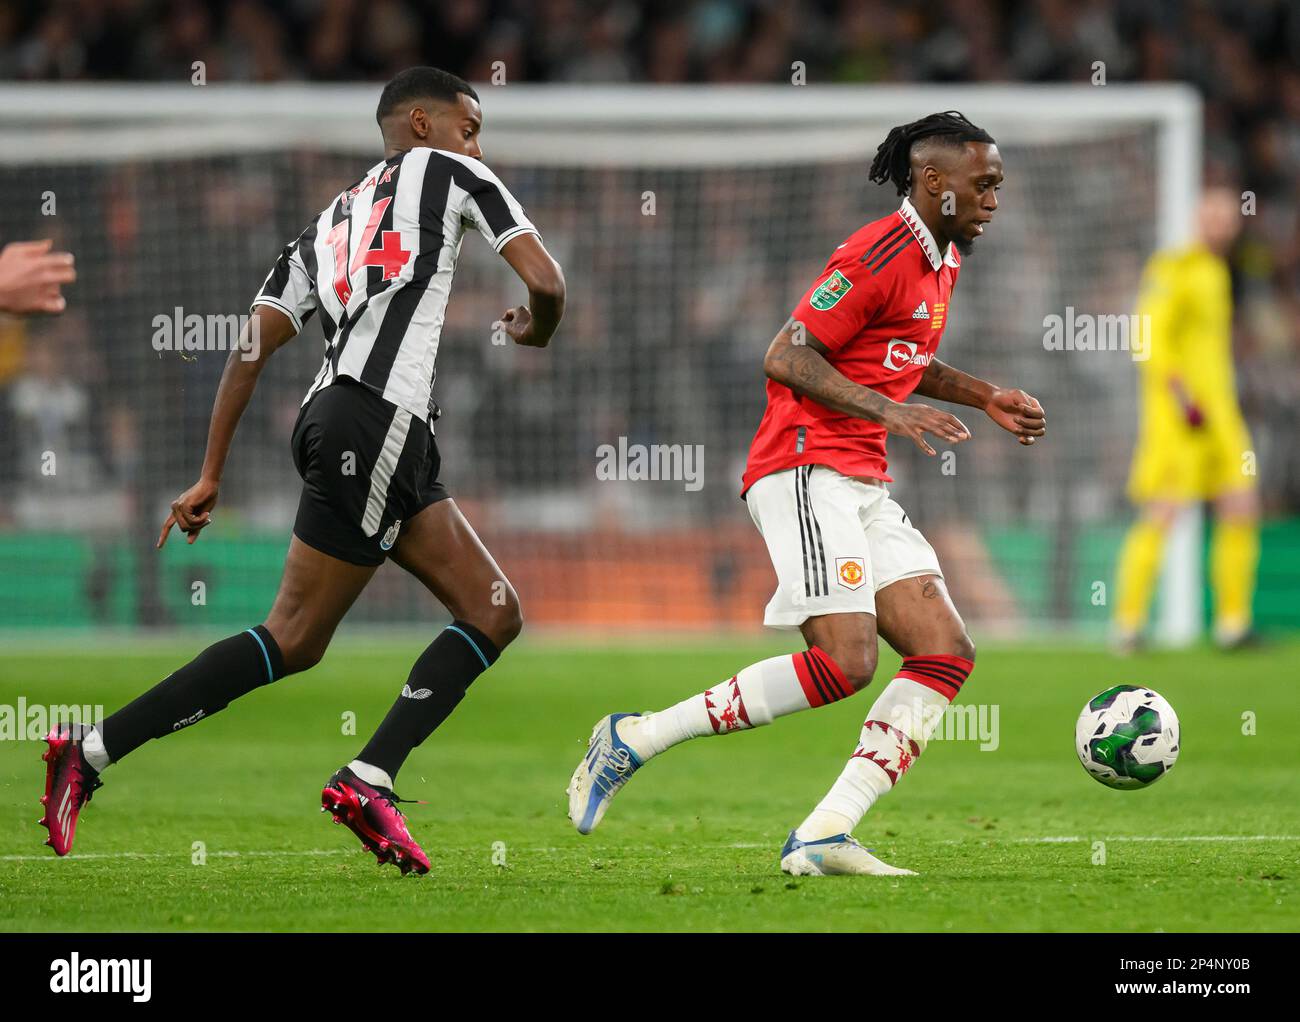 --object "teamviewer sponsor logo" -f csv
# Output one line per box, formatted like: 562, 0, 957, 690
49, 953, 152, 1002
883, 339, 932, 371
